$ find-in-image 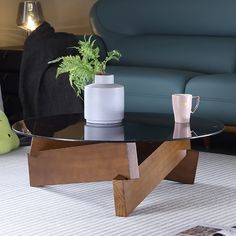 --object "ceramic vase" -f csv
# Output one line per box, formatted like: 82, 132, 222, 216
84, 74, 124, 124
